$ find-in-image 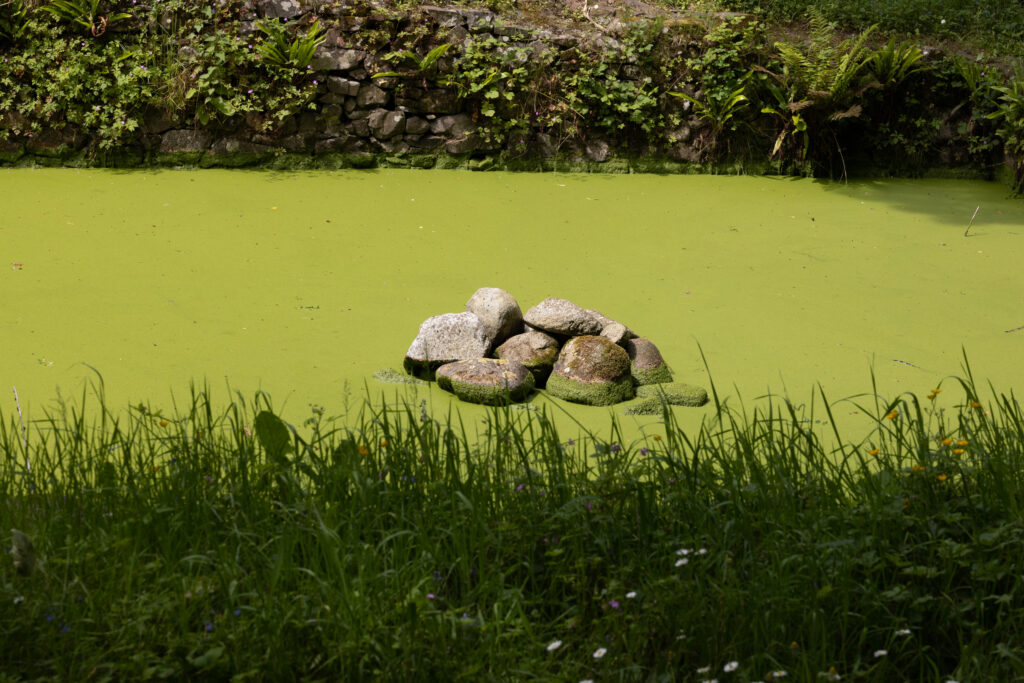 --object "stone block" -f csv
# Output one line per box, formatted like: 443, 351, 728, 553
368, 109, 406, 140
310, 48, 367, 72
356, 83, 389, 107
327, 76, 361, 97
405, 116, 430, 135
258, 0, 303, 19
159, 129, 212, 153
